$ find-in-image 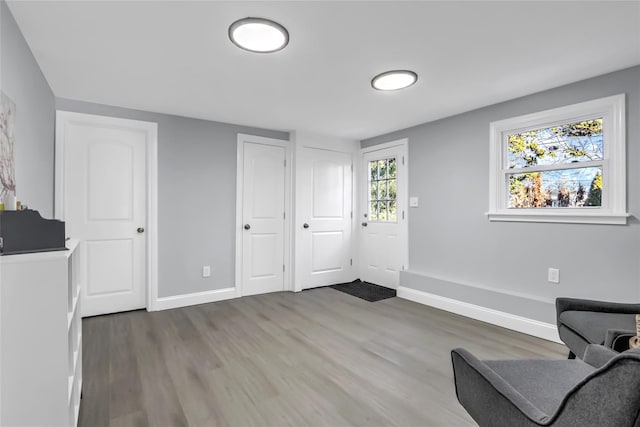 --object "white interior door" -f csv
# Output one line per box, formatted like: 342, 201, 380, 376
297, 147, 353, 289
240, 140, 287, 296
56, 111, 155, 317
360, 140, 408, 289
